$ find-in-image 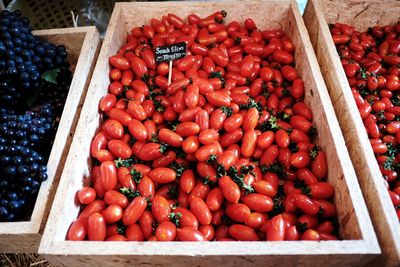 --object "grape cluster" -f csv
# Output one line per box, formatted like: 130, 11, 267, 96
0, 9, 68, 109
37, 67, 73, 115
0, 10, 72, 221
0, 106, 53, 221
